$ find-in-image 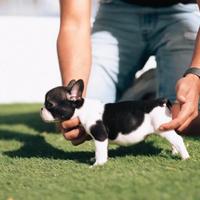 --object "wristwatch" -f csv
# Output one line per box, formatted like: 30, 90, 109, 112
183, 67, 200, 78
